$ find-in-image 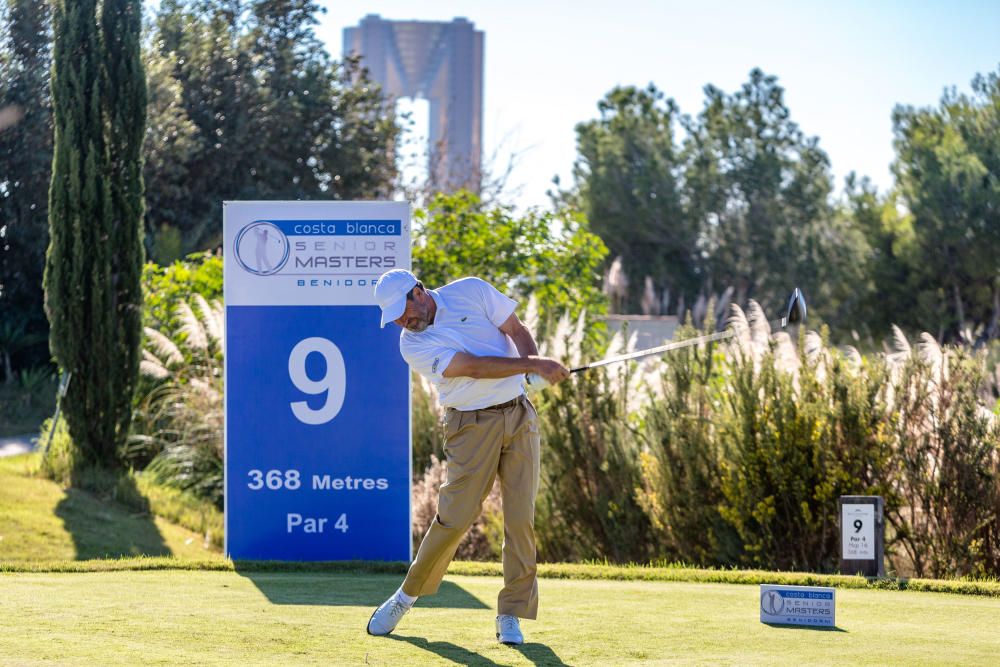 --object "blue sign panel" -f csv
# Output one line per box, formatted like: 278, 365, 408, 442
226, 306, 409, 560
224, 201, 411, 561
